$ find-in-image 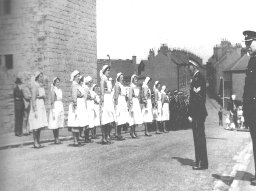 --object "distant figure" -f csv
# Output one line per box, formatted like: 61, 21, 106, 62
237, 106, 244, 129
218, 108, 223, 126
227, 94, 238, 129
13, 78, 24, 137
